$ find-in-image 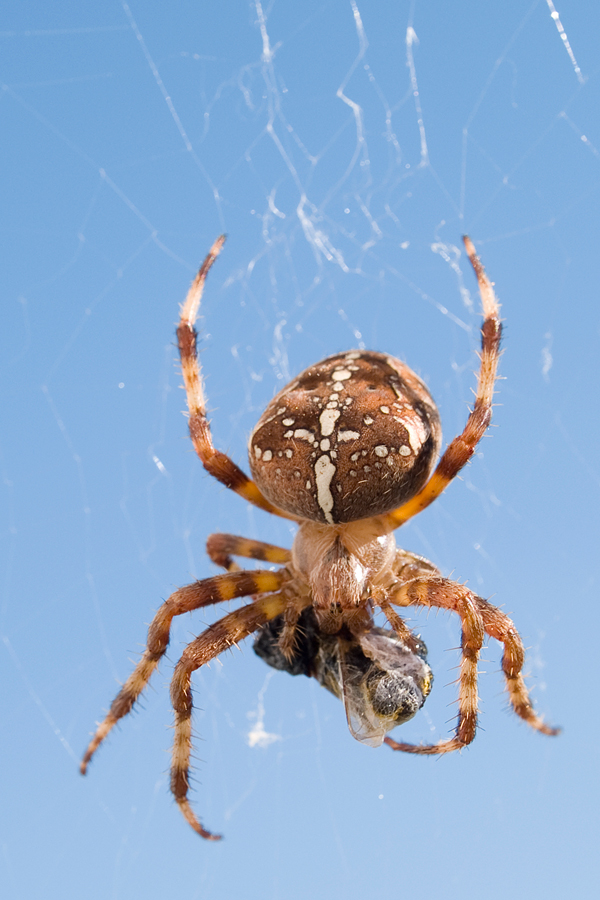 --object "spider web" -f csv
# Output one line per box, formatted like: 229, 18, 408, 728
2, 1, 599, 898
